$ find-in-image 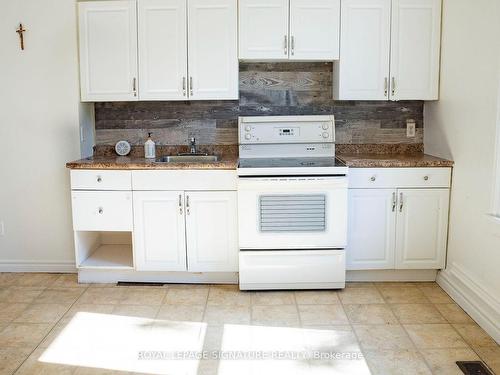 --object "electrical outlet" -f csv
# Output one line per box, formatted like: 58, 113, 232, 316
406, 119, 416, 137
0, 221, 4, 236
